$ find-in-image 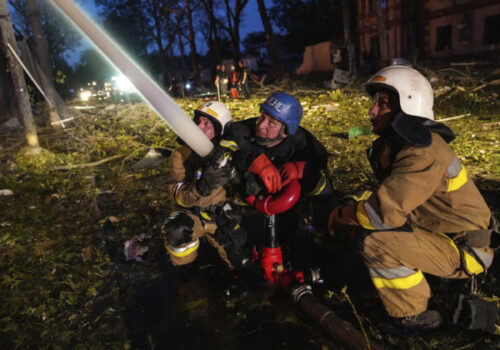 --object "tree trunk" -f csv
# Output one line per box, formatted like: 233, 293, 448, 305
185, 0, 200, 85
26, 0, 52, 80
342, 0, 356, 76
0, 0, 39, 148
374, 0, 389, 67
256, 0, 284, 79
26, 0, 65, 127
